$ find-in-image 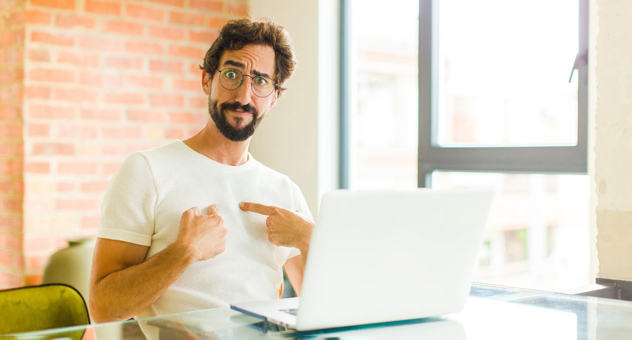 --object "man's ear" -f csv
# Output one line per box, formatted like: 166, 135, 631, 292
202, 71, 212, 95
